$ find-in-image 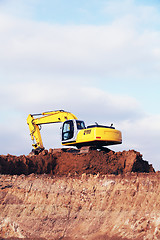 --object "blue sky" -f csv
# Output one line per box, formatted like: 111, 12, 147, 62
0, 0, 160, 170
